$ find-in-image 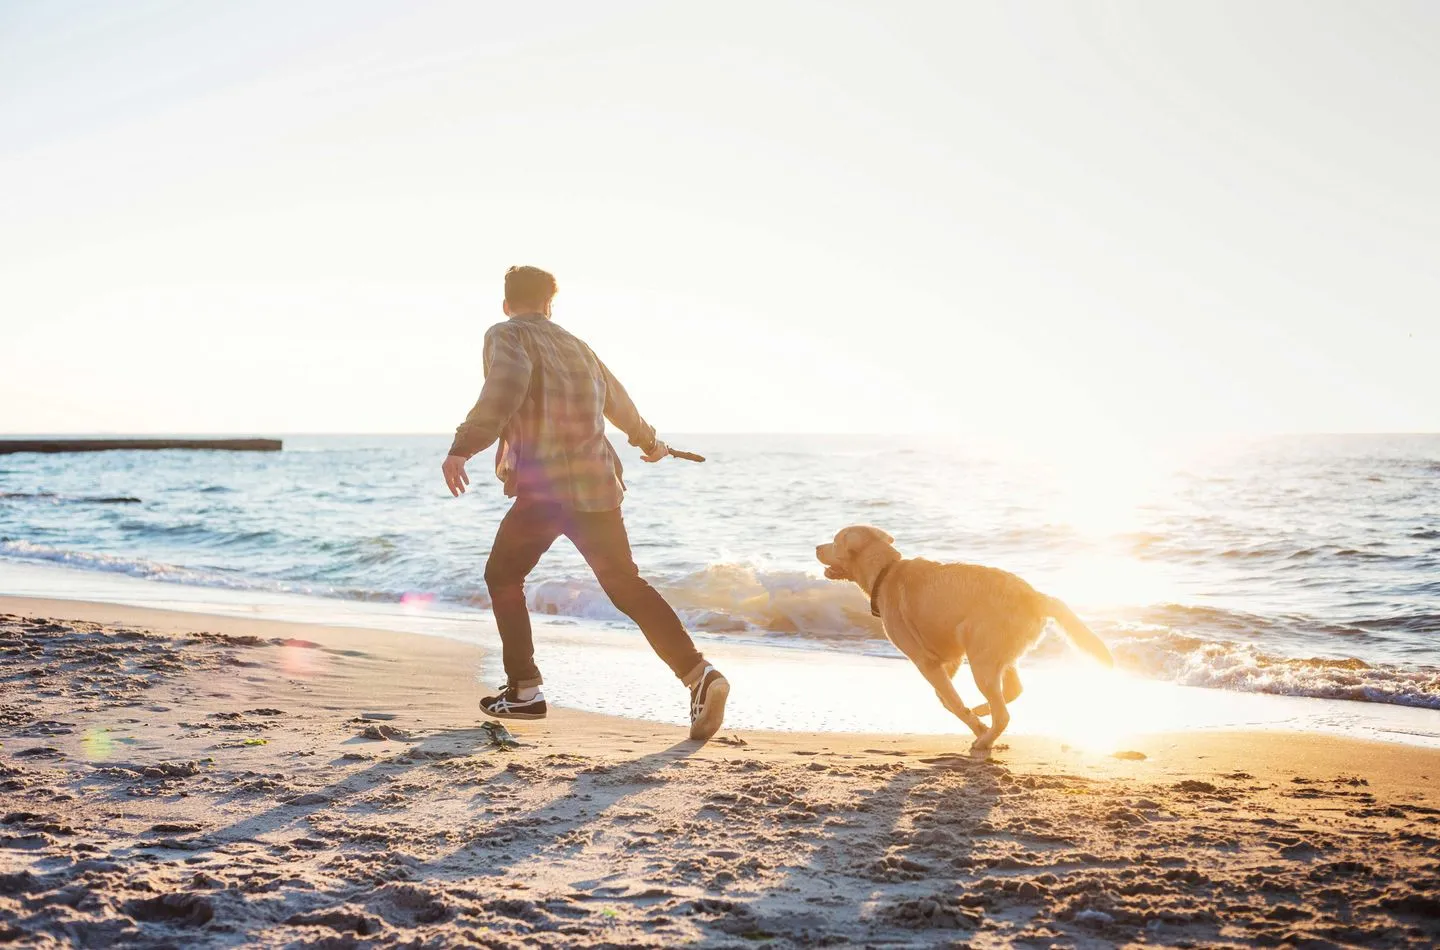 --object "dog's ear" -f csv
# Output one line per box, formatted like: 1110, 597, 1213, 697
838, 525, 894, 554
859, 526, 894, 546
